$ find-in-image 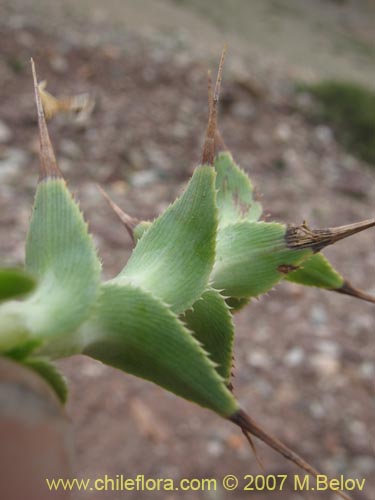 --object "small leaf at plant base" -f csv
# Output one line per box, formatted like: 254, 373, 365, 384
214, 151, 262, 228
0, 268, 36, 302
212, 221, 312, 298
22, 357, 68, 403
81, 283, 238, 417
182, 288, 234, 383
113, 166, 217, 314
